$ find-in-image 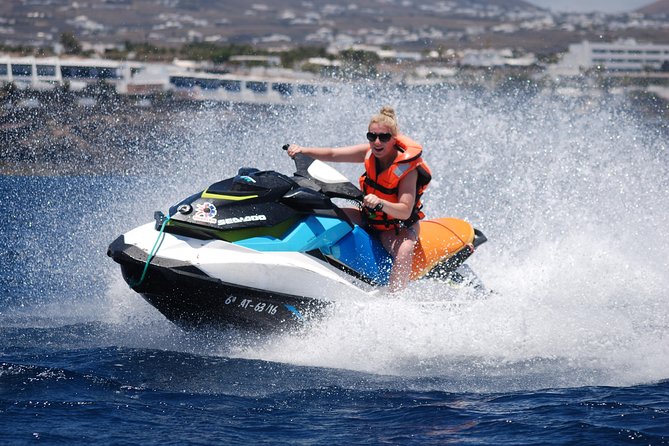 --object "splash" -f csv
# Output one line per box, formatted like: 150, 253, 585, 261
213, 86, 668, 388
3, 83, 668, 390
